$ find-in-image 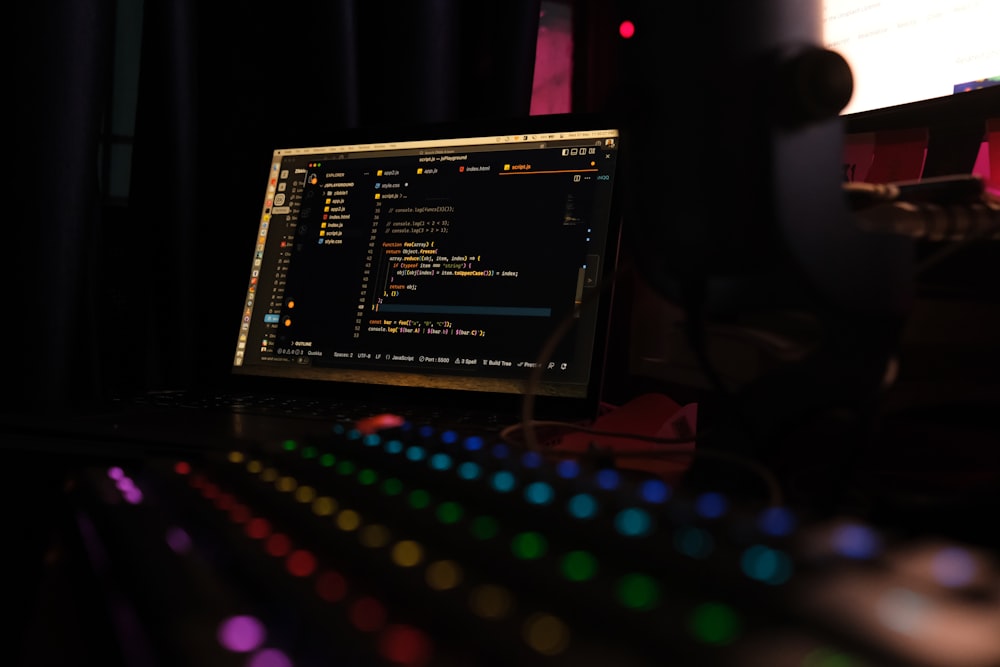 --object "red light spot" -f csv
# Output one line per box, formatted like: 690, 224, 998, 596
378, 624, 434, 667
174, 461, 191, 475
619, 20, 635, 39
202, 483, 220, 500
349, 597, 387, 633
246, 517, 271, 540
286, 549, 317, 577
355, 413, 406, 435
316, 570, 348, 602
266, 533, 292, 557
189, 474, 206, 489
